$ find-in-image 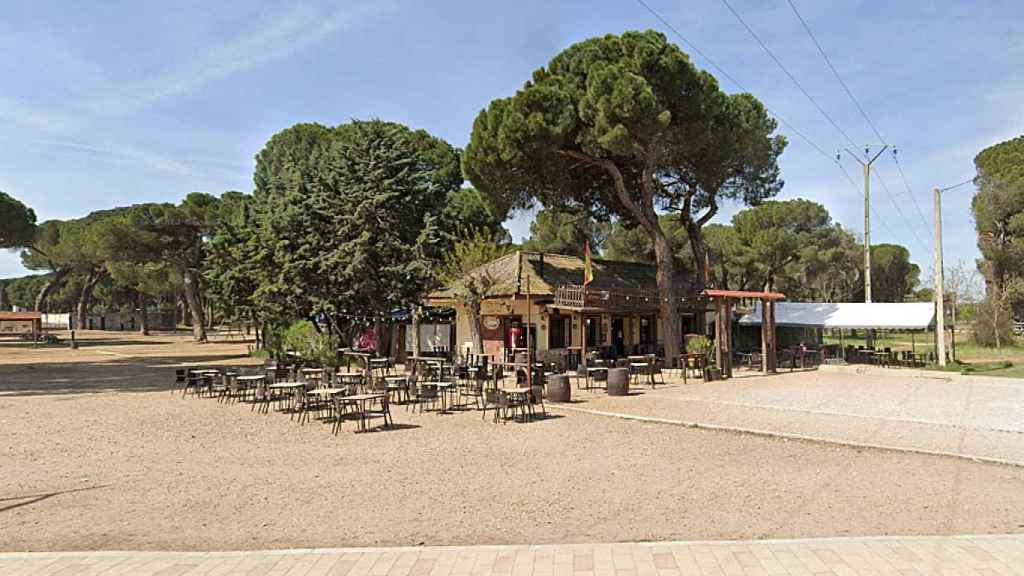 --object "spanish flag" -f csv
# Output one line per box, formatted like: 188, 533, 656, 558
583, 240, 594, 286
